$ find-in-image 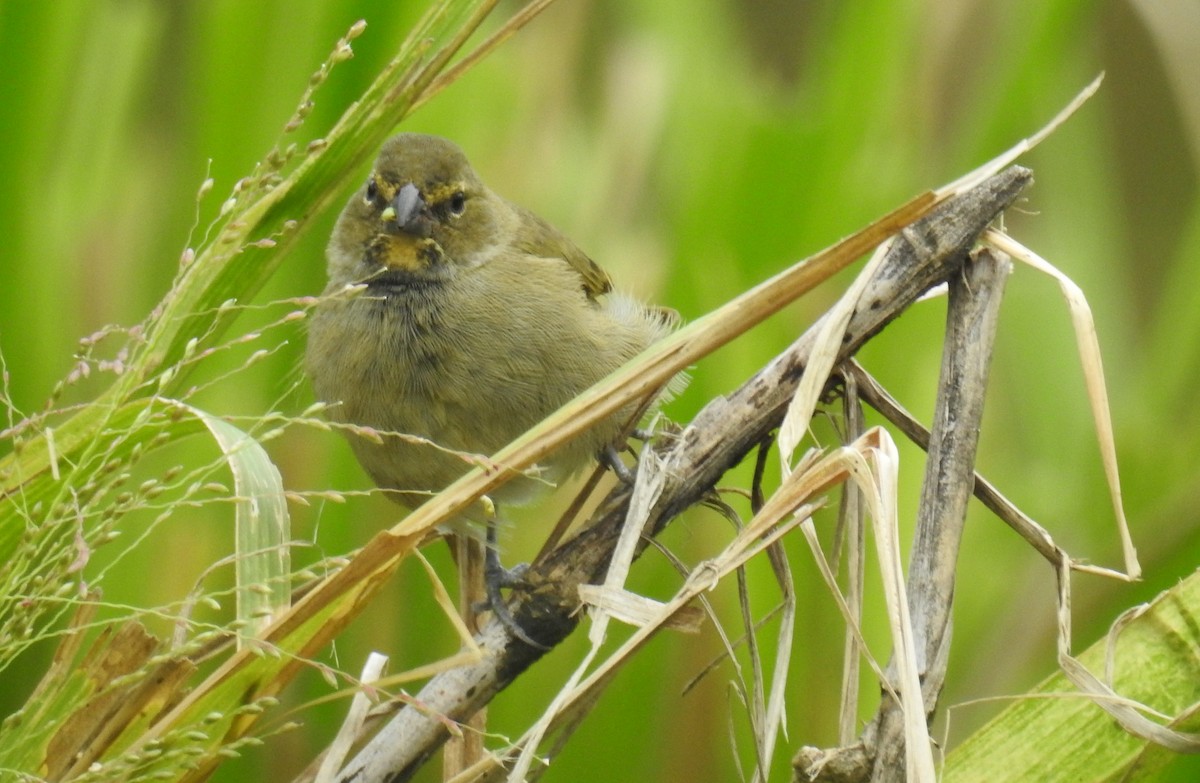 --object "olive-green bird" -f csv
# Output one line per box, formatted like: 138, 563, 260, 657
306, 133, 673, 643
